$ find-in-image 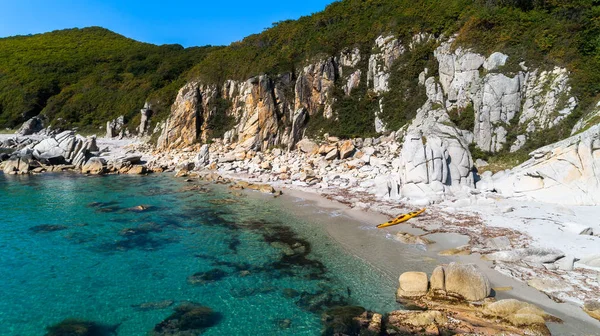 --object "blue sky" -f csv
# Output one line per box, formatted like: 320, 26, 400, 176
0, 0, 335, 47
